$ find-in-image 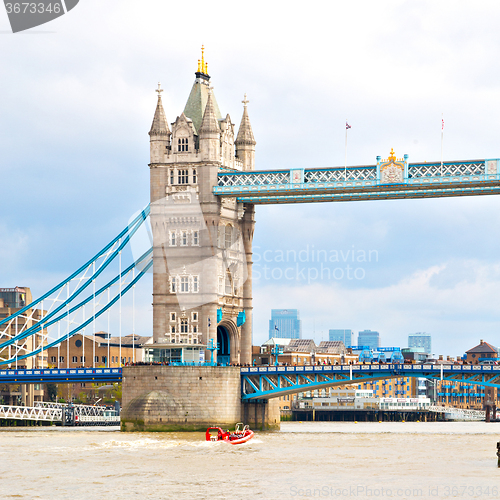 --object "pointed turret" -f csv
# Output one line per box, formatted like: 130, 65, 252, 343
149, 83, 171, 163
183, 46, 222, 133
198, 89, 220, 161
235, 94, 256, 171
220, 113, 235, 169
199, 90, 220, 135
